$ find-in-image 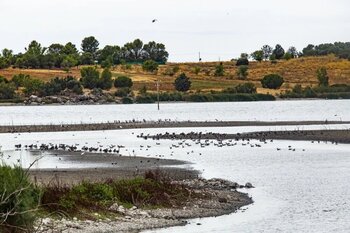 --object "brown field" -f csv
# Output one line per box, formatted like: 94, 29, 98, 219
1, 55, 349, 95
